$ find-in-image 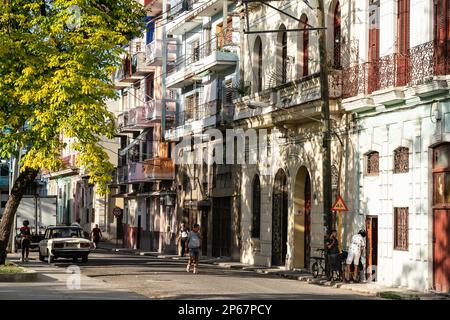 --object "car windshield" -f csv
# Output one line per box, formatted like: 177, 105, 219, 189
48, 228, 82, 239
